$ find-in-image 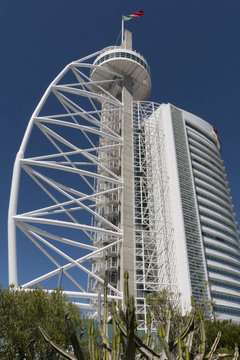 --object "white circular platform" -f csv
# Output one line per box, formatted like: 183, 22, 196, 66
91, 47, 151, 101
